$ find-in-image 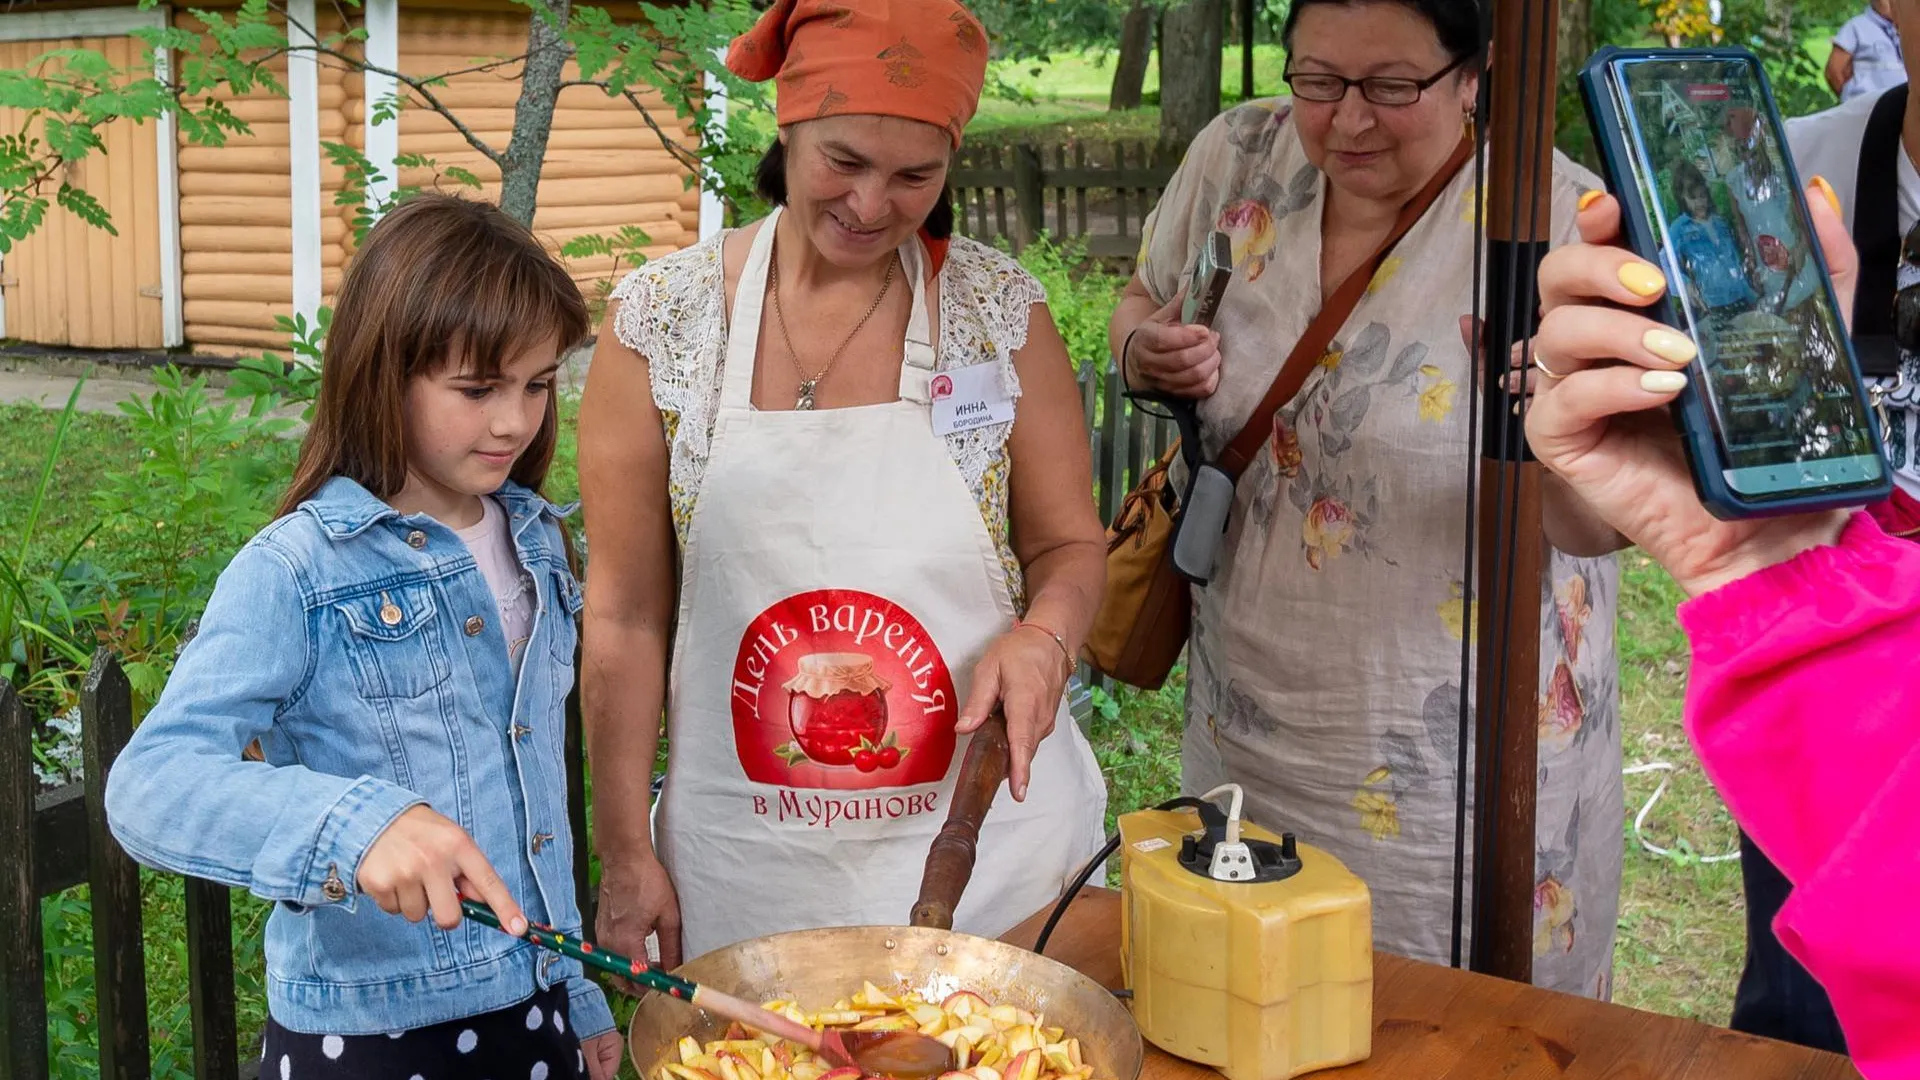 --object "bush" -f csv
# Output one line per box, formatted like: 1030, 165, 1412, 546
1013, 234, 1129, 373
